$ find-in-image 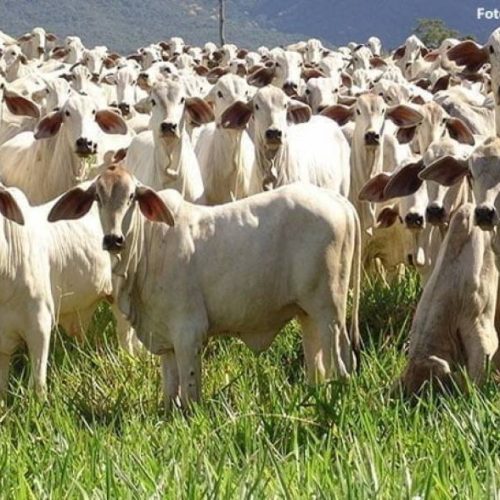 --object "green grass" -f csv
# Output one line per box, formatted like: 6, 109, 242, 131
1, 271, 500, 498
